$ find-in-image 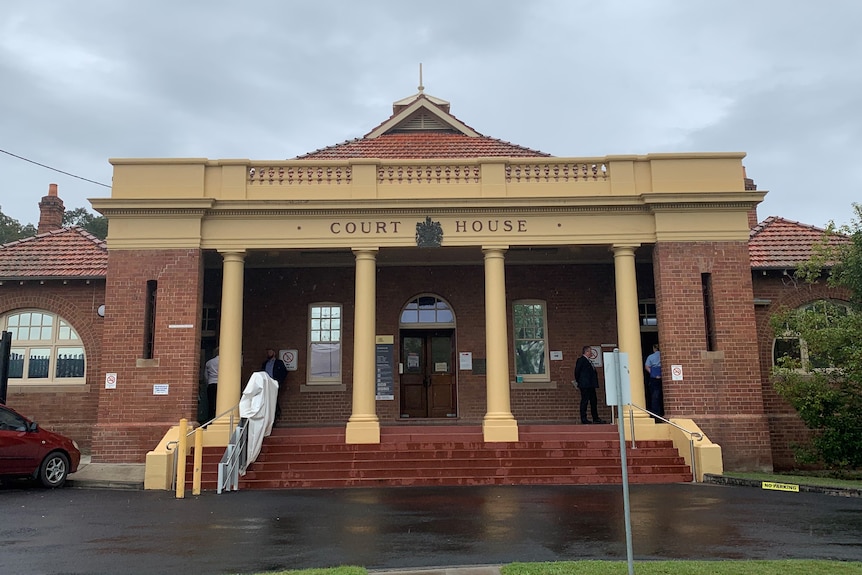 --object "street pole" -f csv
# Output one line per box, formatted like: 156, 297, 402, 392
614, 348, 635, 575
